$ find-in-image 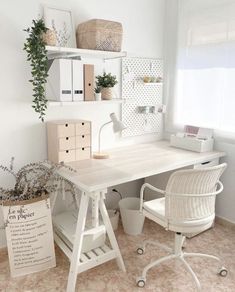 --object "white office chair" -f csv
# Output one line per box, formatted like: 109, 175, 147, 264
136, 163, 228, 291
